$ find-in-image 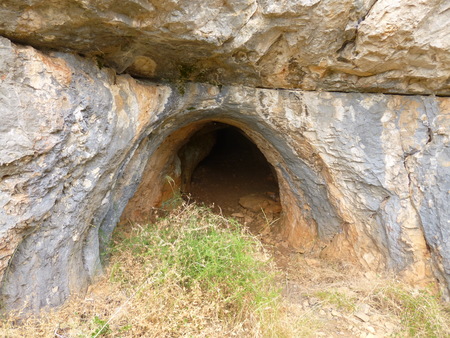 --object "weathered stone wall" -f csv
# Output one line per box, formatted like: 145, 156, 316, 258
1, 37, 449, 312
0, 37, 172, 311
